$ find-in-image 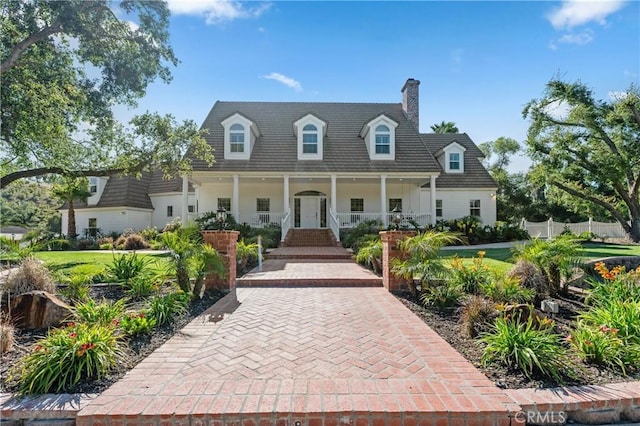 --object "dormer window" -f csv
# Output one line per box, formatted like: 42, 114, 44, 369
375, 125, 391, 154
360, 114, 398, 160
230, 124, 245, 153
449, 152, 461, 170
302, 124, 318, 154
221, 113, 260, 160
437, 141, 466, 173
294, 114, 325, 160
